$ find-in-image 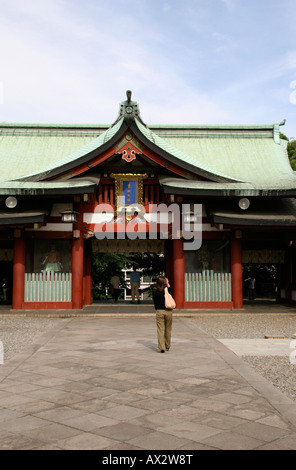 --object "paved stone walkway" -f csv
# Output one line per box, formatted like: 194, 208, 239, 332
0, 314, 296, 450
